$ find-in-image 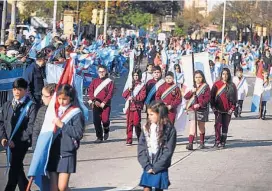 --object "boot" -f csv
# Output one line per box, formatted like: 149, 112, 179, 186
259, 109, 263, 119
186, 143, 193, 150
199, 142, 205, 149
213, 142, 220, 149
234, 106, 238, 118
220, 135, 227, 148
